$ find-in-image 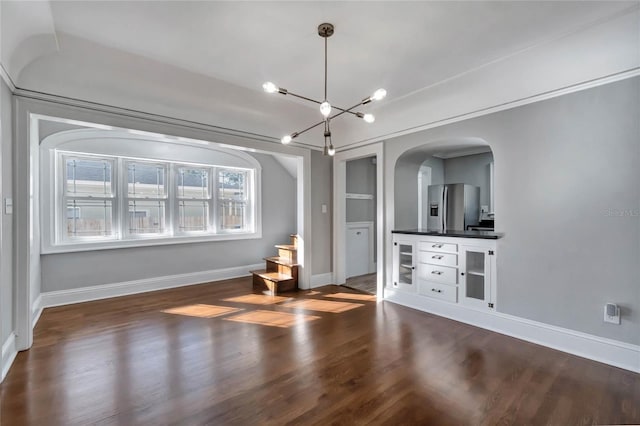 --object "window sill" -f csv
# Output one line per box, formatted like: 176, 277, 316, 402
41, 231, 262, 254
